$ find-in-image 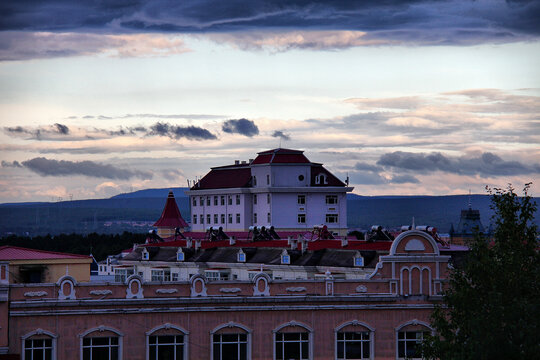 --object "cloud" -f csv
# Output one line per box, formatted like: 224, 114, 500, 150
377, 151, 540, 177
54, 123, 69, 134
4, 123, 72, 140
389, 174, 420, 184
222, 119, 259, 137
1, 160, 23, 168
149, 122, 217, 140
21, 157, 153, 180
0, 32, 190, 61
272, 130, 290, 140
